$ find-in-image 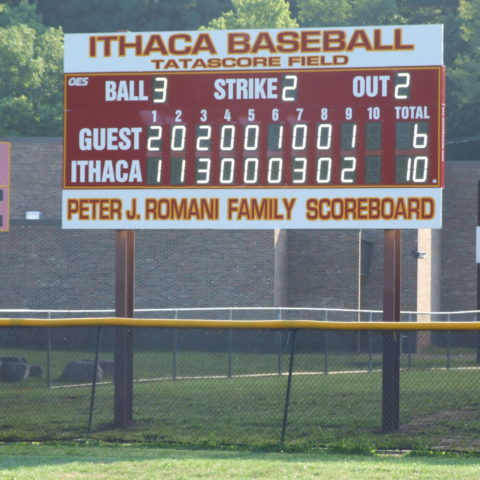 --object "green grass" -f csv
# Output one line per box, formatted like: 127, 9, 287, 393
1, 343, 480, 451
8, 345, 479, 386
0, 443, 480, 479
1, 367, 480, 451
